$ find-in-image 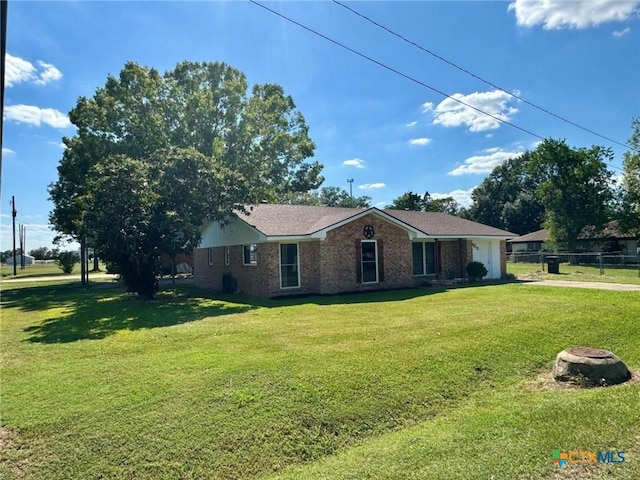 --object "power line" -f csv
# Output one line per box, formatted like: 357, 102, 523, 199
249, 0, 545, 141
249, 1, 625, 173
332, 0, 631, 151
